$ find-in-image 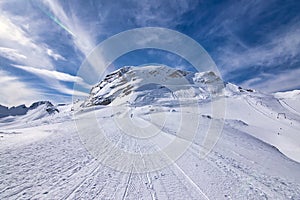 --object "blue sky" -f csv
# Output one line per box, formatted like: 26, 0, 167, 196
0, 0, 300, 106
